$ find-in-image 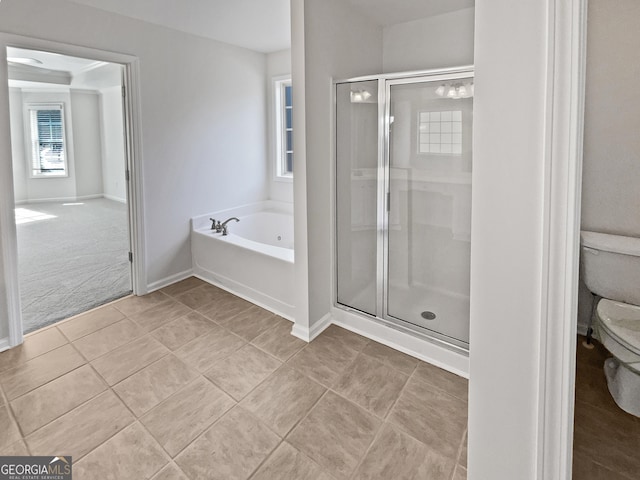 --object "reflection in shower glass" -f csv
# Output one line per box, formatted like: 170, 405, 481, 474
387, 79, 473, 345
335, 80, 379, 316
